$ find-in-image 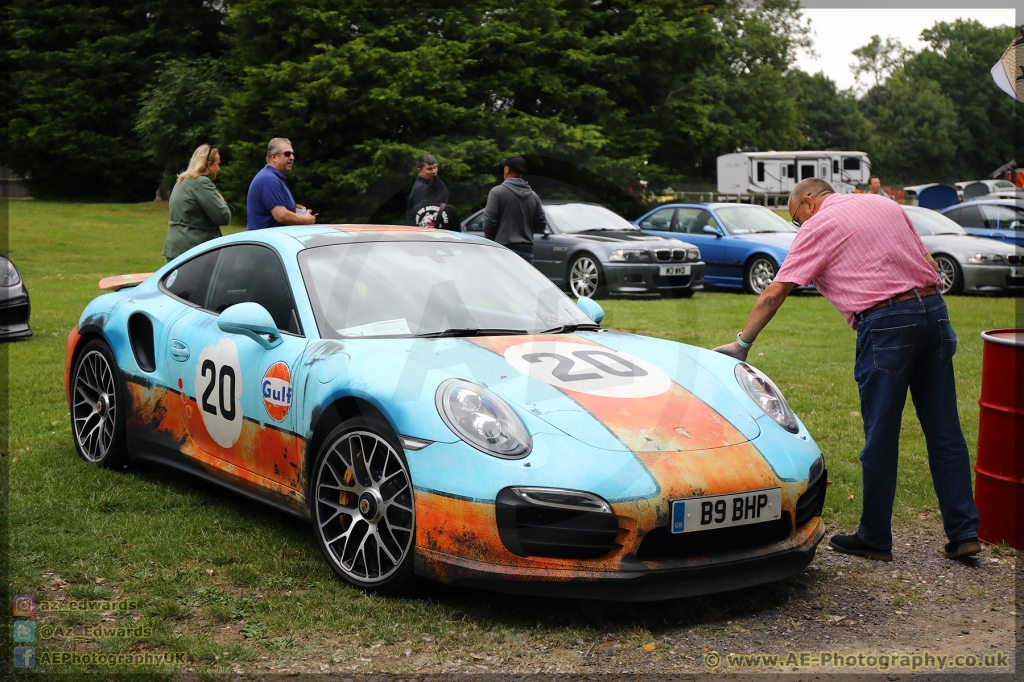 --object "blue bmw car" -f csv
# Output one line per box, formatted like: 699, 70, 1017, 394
939, 199, 1024, 247
634, 203, 799, 294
